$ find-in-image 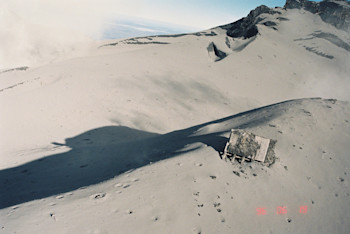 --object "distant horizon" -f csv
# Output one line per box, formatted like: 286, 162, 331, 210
2, 0, 326, 40
99, 0, 324, 33
102, 1, 289, 34
2, 1, 297, 40
0, 0, 324, 68
101, 15, 201, 40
